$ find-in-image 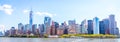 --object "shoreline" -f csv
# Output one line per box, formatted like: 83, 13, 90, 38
0, 36, 119, 39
